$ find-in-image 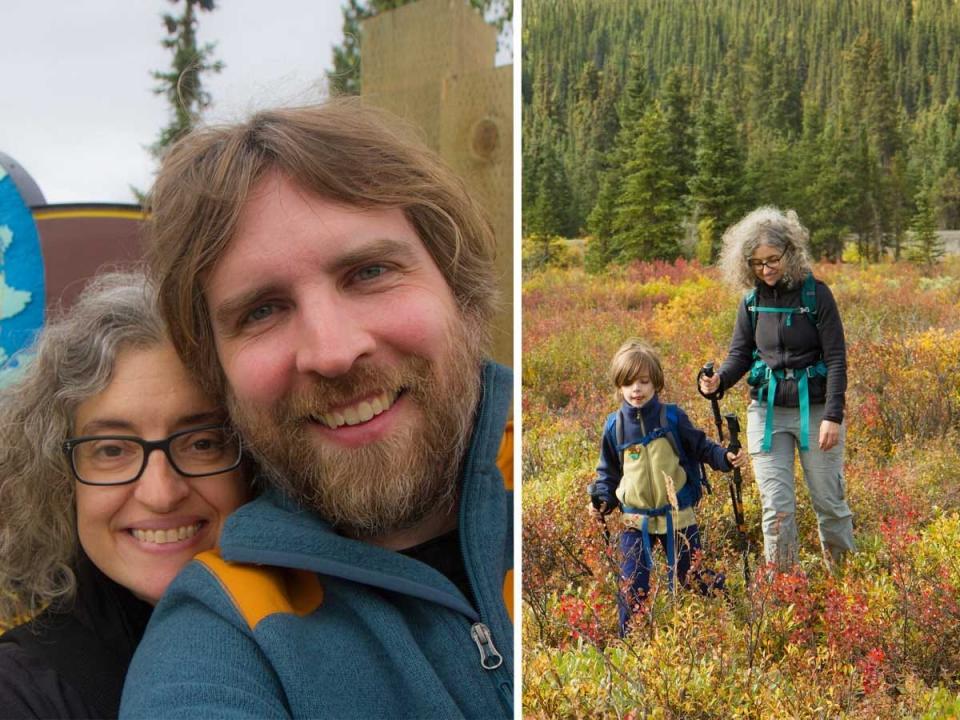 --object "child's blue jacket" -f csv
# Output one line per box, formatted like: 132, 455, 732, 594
595, 395, 731, 500
120, 362, 514, 719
